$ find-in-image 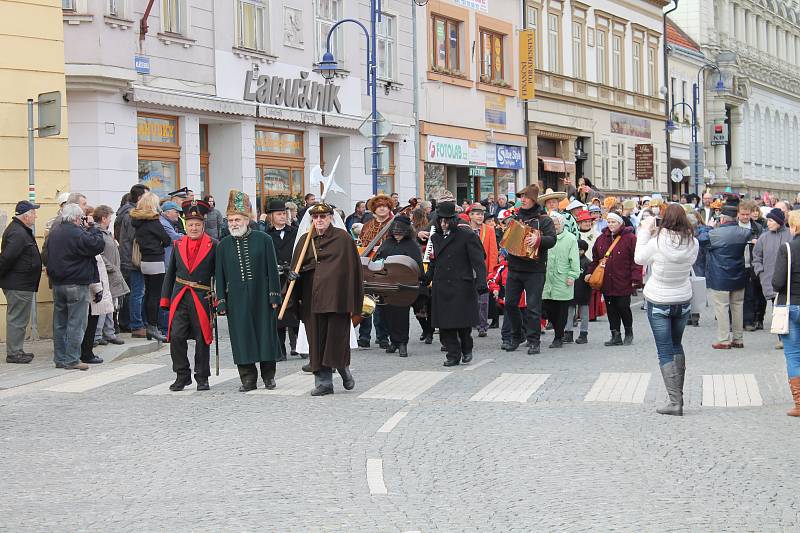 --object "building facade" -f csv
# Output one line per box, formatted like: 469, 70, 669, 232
525, 0, 669, 197
419, 0, 528, 204
672, 0, 800, 198
62, 0, 418, 213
